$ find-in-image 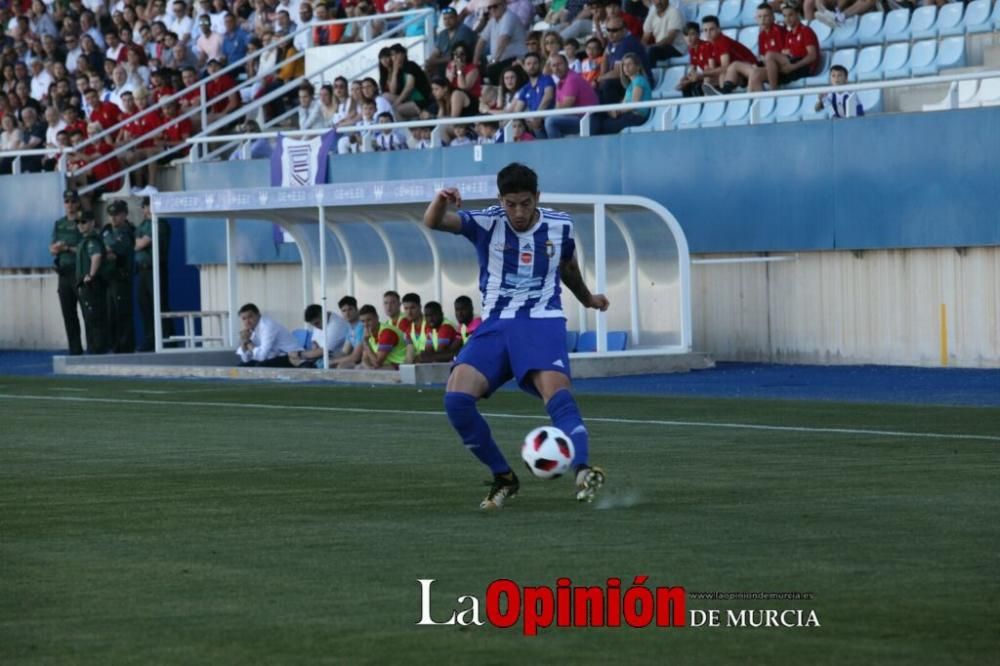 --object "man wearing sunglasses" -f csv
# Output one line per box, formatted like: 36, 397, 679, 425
473, 0, 528, 84
596, 10, 651, 104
